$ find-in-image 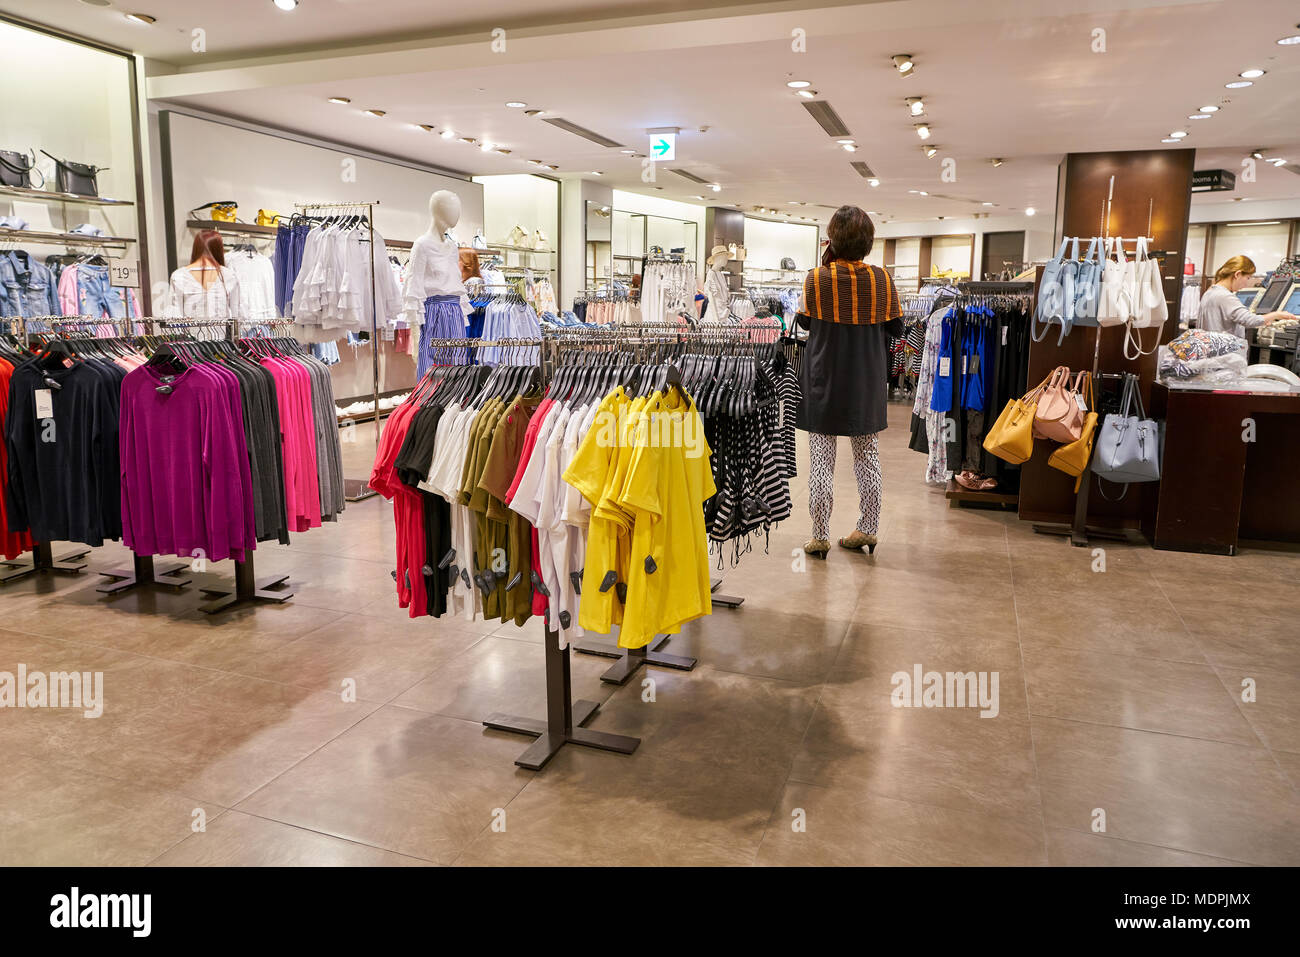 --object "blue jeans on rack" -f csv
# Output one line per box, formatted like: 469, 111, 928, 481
76, 264, 126, 319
